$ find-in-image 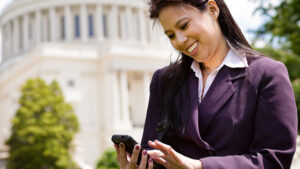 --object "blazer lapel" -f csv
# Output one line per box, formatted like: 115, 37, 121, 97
175, 67, 247, 150
198, 66, 247, 135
